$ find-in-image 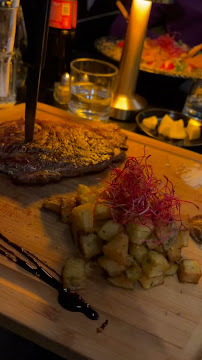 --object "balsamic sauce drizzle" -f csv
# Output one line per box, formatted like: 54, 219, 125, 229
0, 233, 99, 321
